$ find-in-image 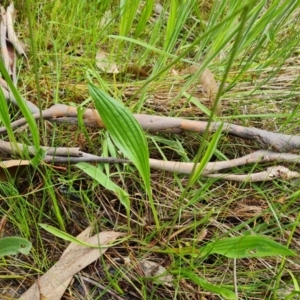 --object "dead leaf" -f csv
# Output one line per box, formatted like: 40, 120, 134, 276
153, 3, 163, 15
6, 39, 17, 84
201, 68, 221, 116
0, 215, 7, 235
41, 227, 93, 300
183, 66, 221, 116
37, 276, 50, 300
20, 229, 125, 300
0, 7, 10, 78
0, 160, 31, 181
200, 68, 218, 105
140, 259, 173, 287
100, 10, 112, 28
96, 50, 119, 73
197, 228, 207, 242
171, 69, 179, 76
276, 196, 286, 204
123, 64, 152, 78
6, 2, 27, 58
